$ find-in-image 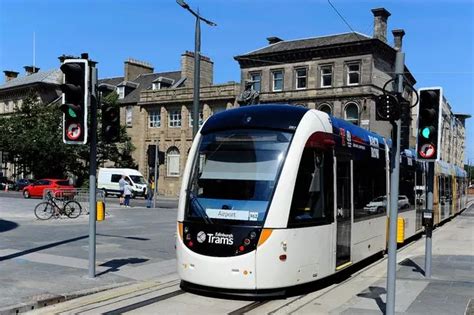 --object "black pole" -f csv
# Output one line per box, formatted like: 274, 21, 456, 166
192, 15, 201, 138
